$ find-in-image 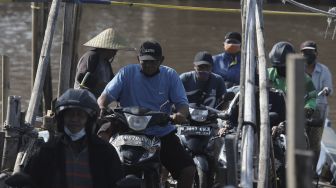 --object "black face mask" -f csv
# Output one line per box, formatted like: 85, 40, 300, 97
304, 54, 316, 65
276, 67, 286, 77
140, 69, 160, 77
